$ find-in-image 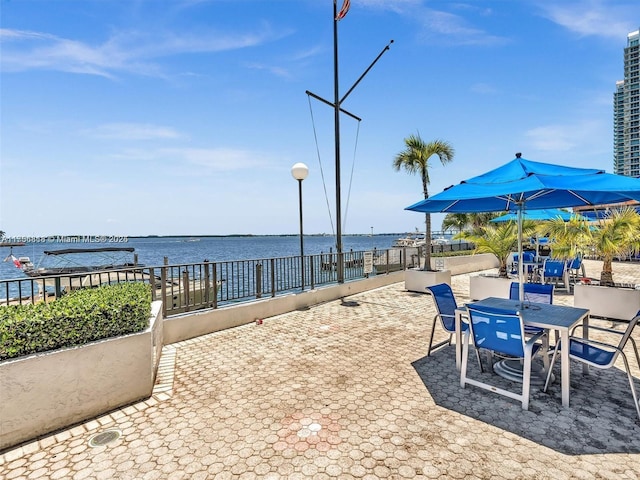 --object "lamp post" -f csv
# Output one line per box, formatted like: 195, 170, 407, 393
291, 162, 309, 290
